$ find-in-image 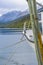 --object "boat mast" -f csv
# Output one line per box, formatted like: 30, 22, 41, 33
26, 0, 43, 65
